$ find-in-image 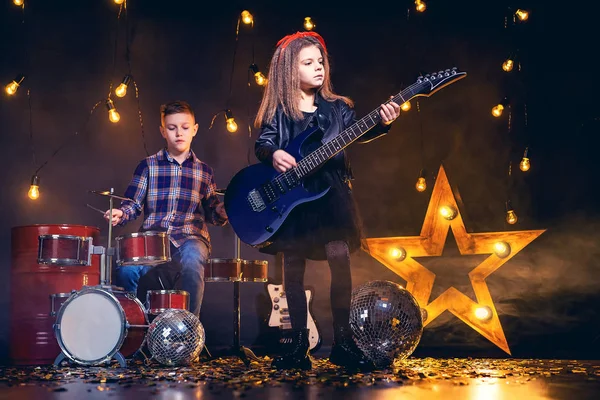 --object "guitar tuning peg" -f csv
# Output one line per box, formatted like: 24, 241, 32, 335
445, 69, 450, 72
